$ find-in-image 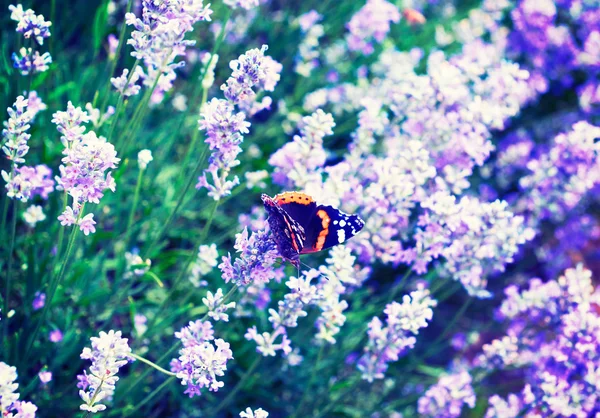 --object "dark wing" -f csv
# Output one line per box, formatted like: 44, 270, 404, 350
274, 191, 318, 230
300, 205, 365, 254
